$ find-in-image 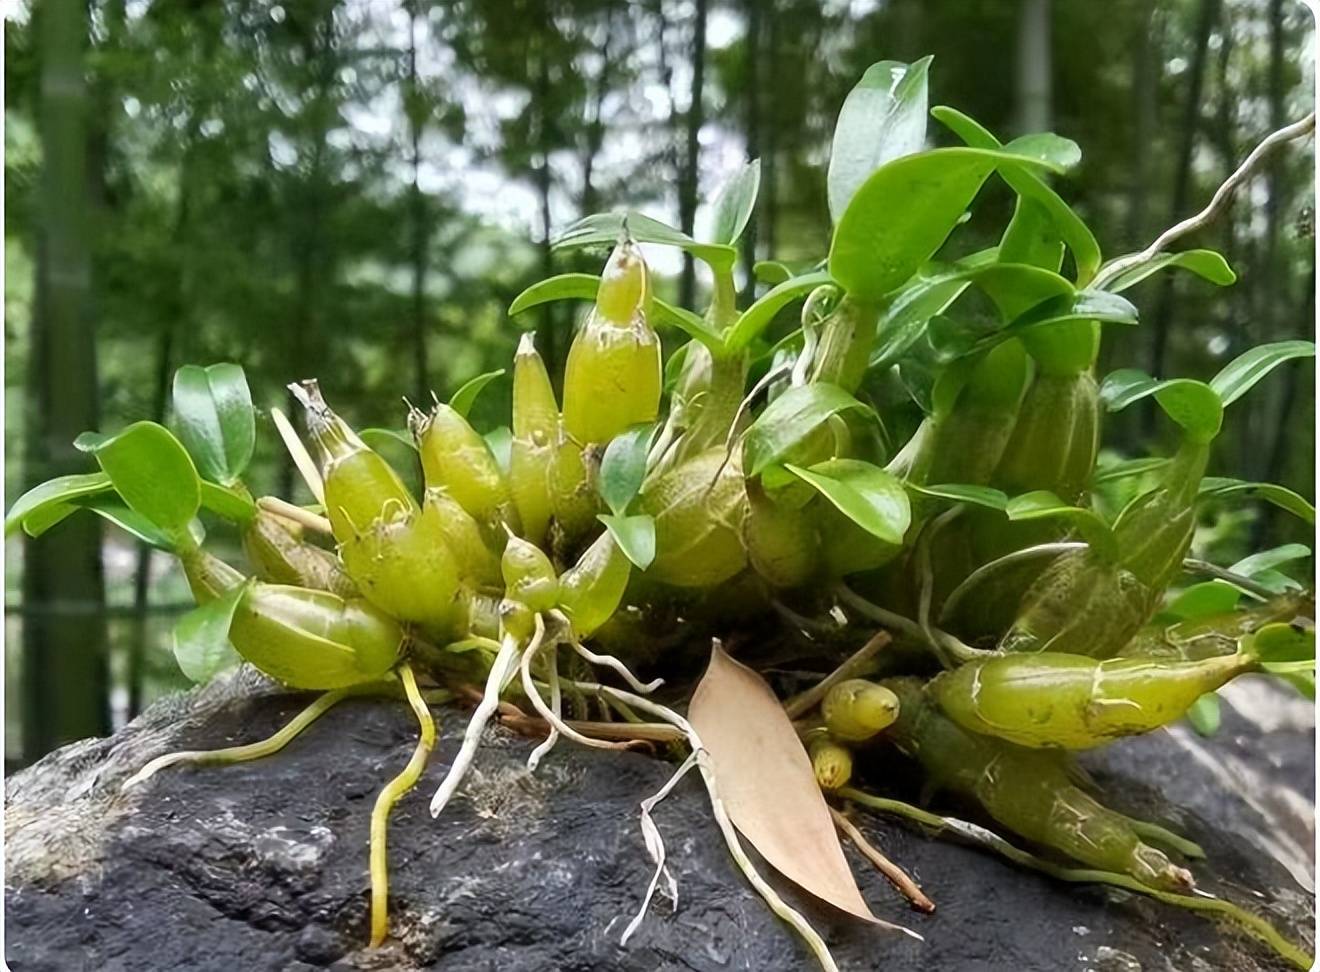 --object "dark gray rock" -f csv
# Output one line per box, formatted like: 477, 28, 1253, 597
5, 669, 1314, 972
